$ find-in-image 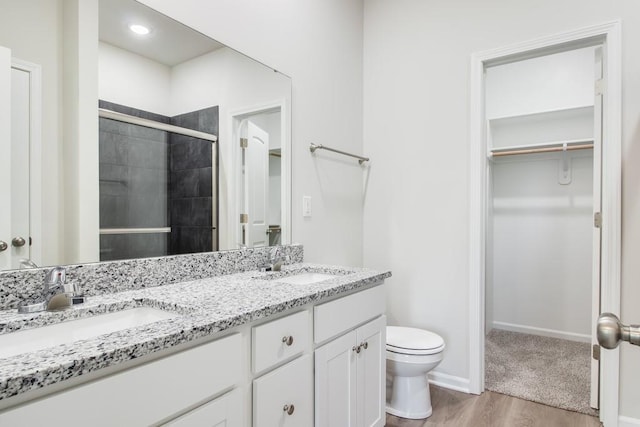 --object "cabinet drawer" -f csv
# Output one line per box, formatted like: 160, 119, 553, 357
252, 310, 310, 374
164, 388, 243, 427
314, 284, 385, 344
0, 334, 242, 426
253, 354, 313, 427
